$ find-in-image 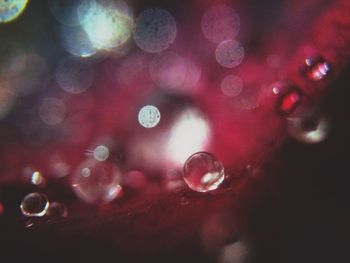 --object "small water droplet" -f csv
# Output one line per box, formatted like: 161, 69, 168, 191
183, 152, 225, 192
301, 56, 331, 81
20, 192, 49, 217
46, 202, 68, 219
71, 158, 122, 204
287, 110, 330, 144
